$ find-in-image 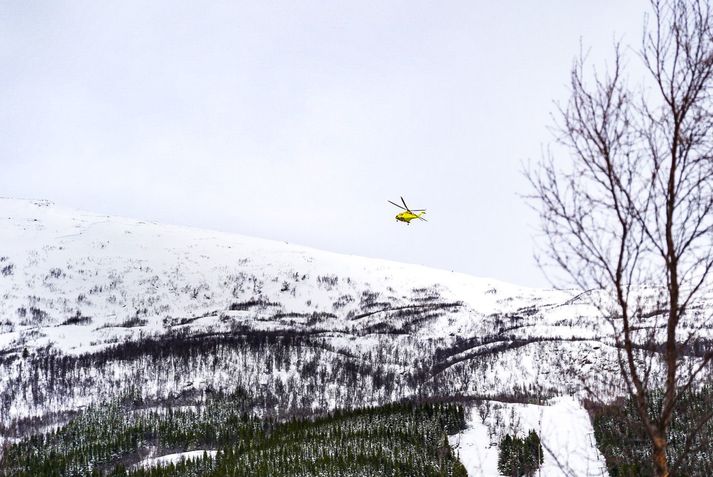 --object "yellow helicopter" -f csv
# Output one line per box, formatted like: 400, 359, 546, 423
388, 197, 427, 224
